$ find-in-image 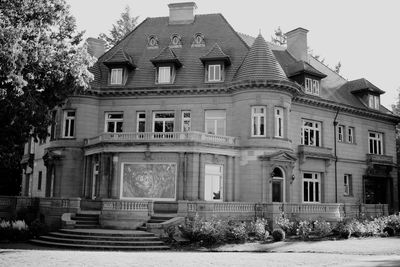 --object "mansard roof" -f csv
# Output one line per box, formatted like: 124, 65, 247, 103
200, 43, 231, 65
234, 34, 288, 81
150, 47, 182, 67
103, 48, 135, 68
286, 60, 327, 78
346, 78, 385, 95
